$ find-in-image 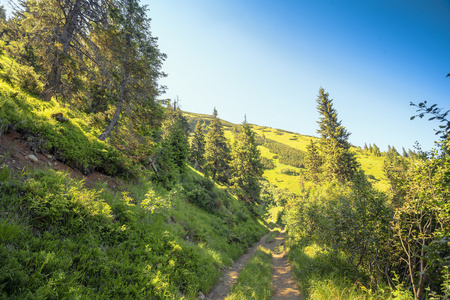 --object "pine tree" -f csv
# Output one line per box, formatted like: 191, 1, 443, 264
190, 121, 206, 171
315, 87, 359, 182
154, 103, 189, 184
402, 147, 409, 157
231, 118, 263, 203
372, 144, 381, 157
204, 108, 231, 184
305, 139, 323, 182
